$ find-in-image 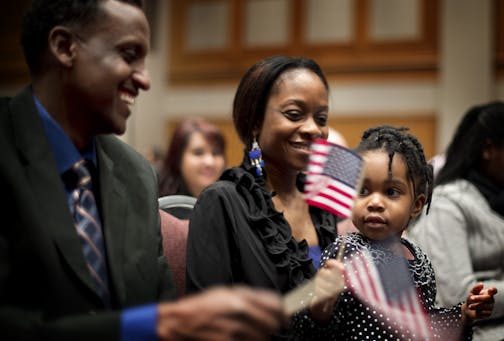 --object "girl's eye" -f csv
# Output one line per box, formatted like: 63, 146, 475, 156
386, 188, 400, 197
122, 48, 138, 62
315, 114, 328, 126
359, 187, 370, 196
